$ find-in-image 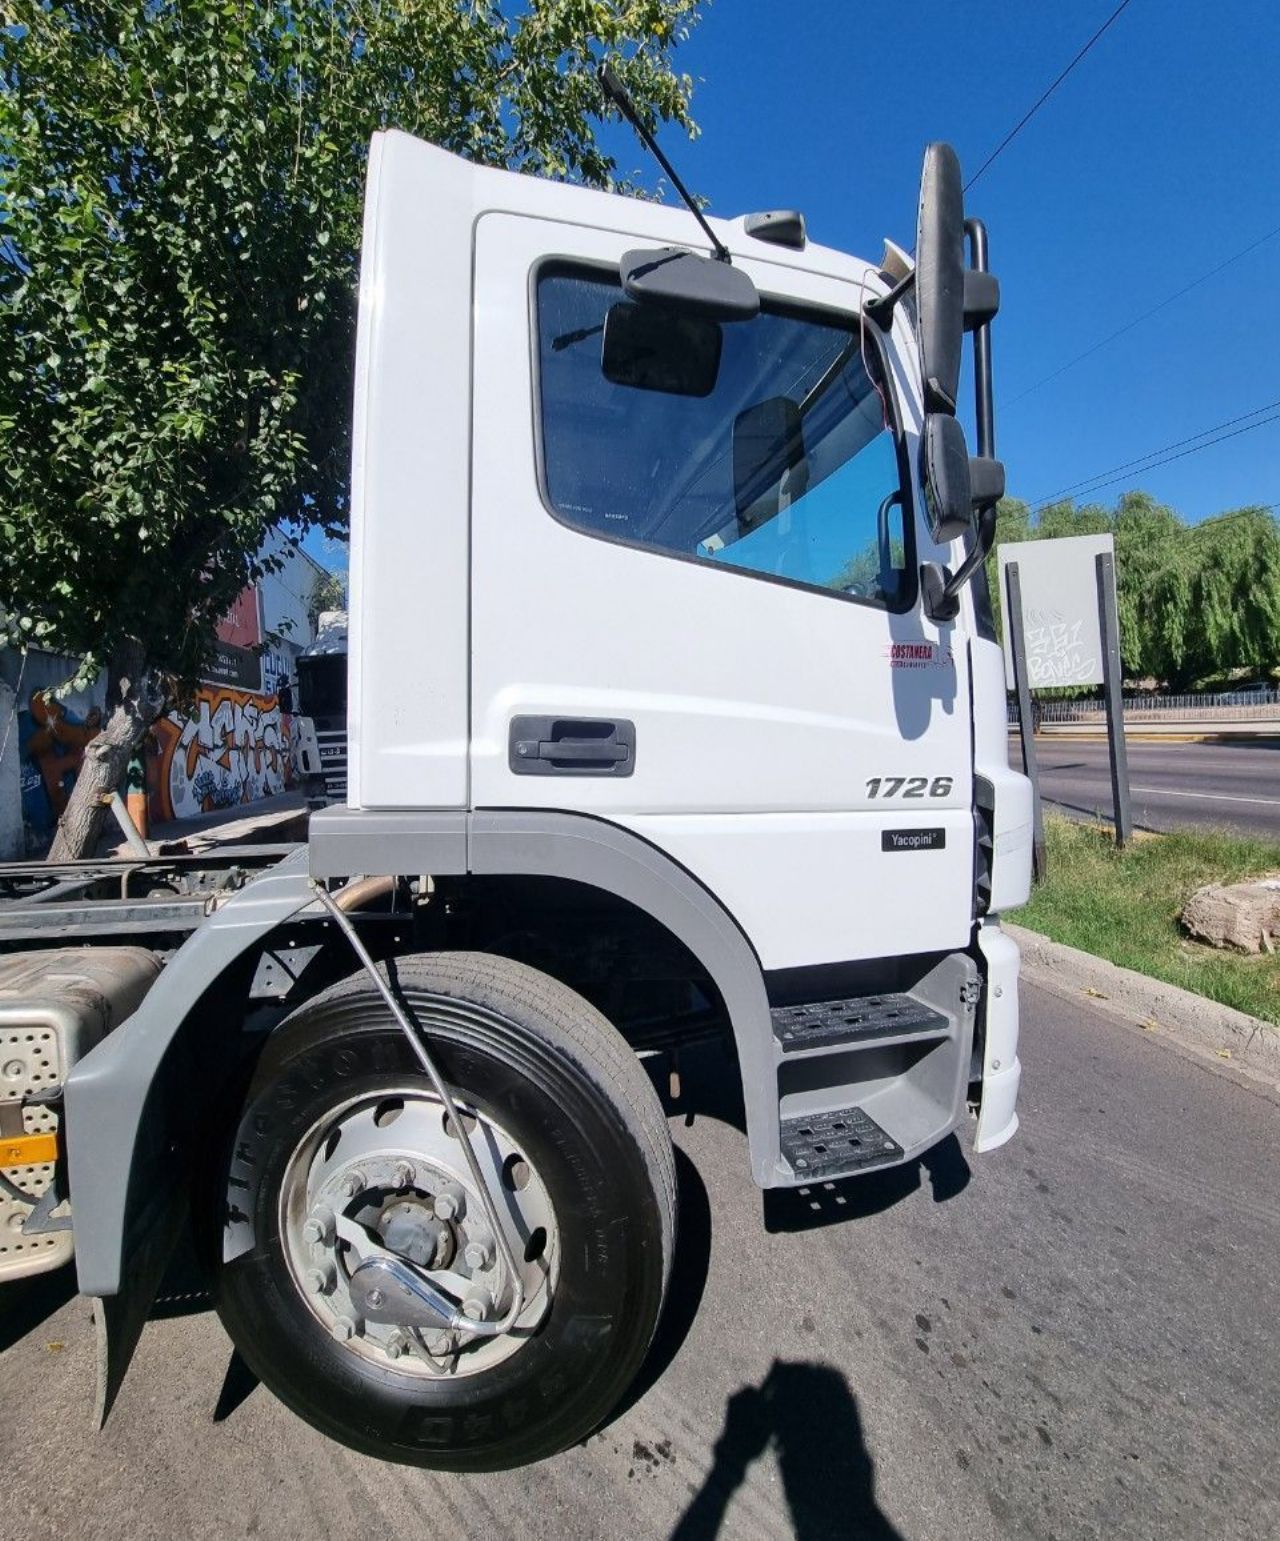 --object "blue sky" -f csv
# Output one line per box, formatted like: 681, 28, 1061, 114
656, 0, 1279, 523
306, 0, 1279, 570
